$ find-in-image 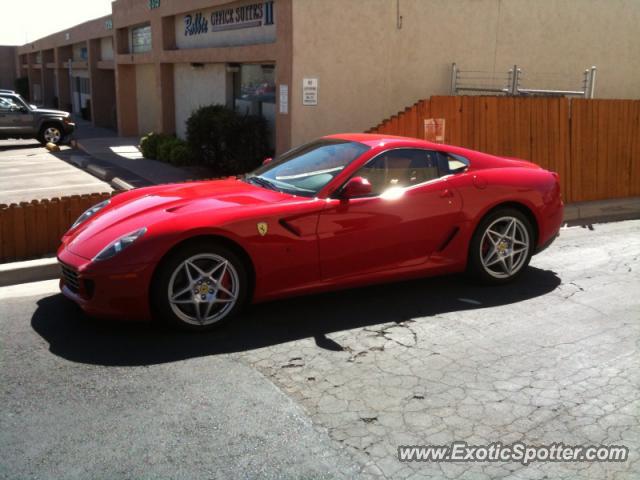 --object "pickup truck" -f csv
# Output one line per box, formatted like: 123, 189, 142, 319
0, 91, 75, 145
